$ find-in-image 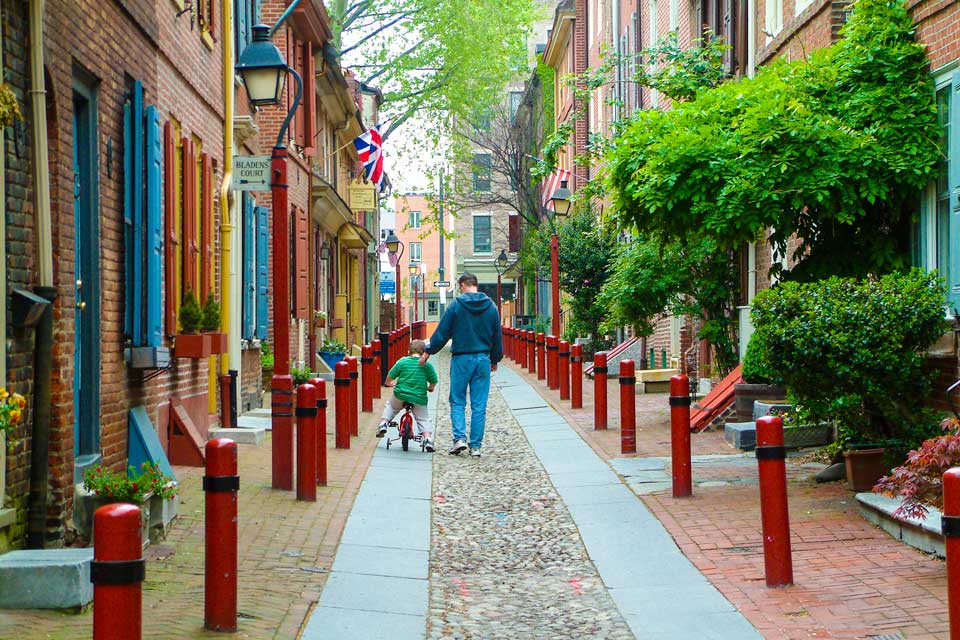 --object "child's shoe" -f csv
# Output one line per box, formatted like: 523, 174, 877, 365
423, 438, 435, 453
376, 421, 388, 438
